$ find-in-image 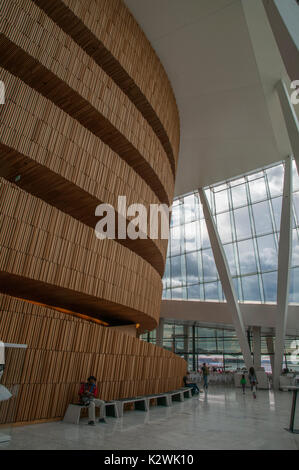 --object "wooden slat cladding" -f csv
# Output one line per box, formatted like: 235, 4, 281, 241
32, 0, 179, 176
0, 68, 169, 275
0, 179, 162, 329
0, 0, 174, 205
0, 294, 186, 424
0, 0, 182, 425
